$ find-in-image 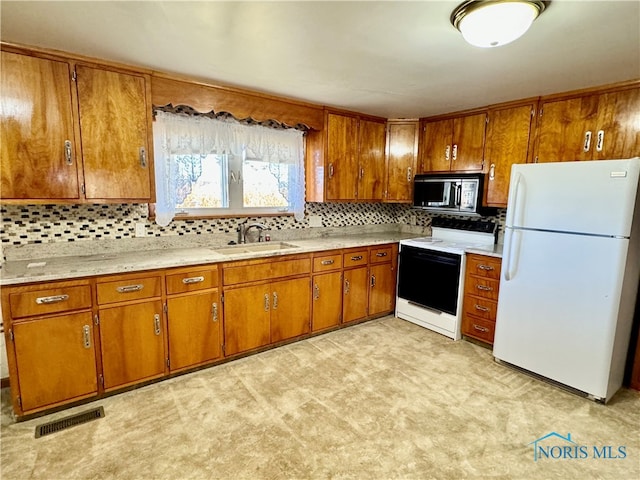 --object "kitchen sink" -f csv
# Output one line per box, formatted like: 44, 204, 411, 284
214, 242, 300, 255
